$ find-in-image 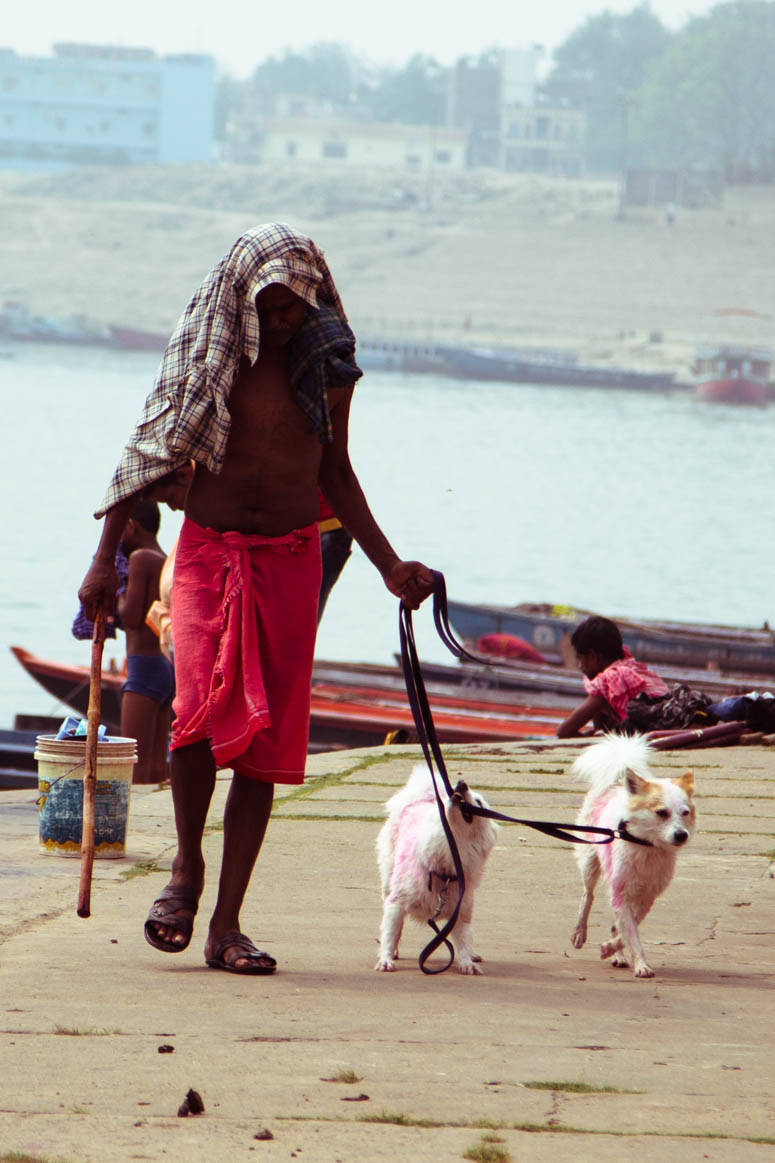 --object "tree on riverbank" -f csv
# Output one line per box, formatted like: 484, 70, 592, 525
540, 4, 669, 174
632, 0, 775, 182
